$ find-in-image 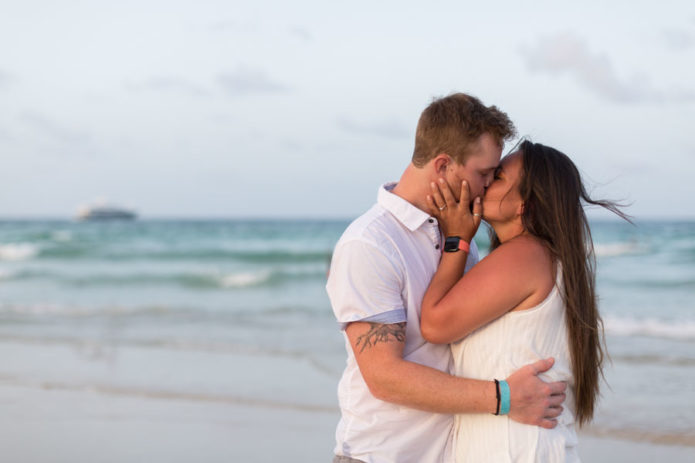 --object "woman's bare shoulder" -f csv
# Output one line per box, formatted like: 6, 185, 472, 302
485, 235, 554, 282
